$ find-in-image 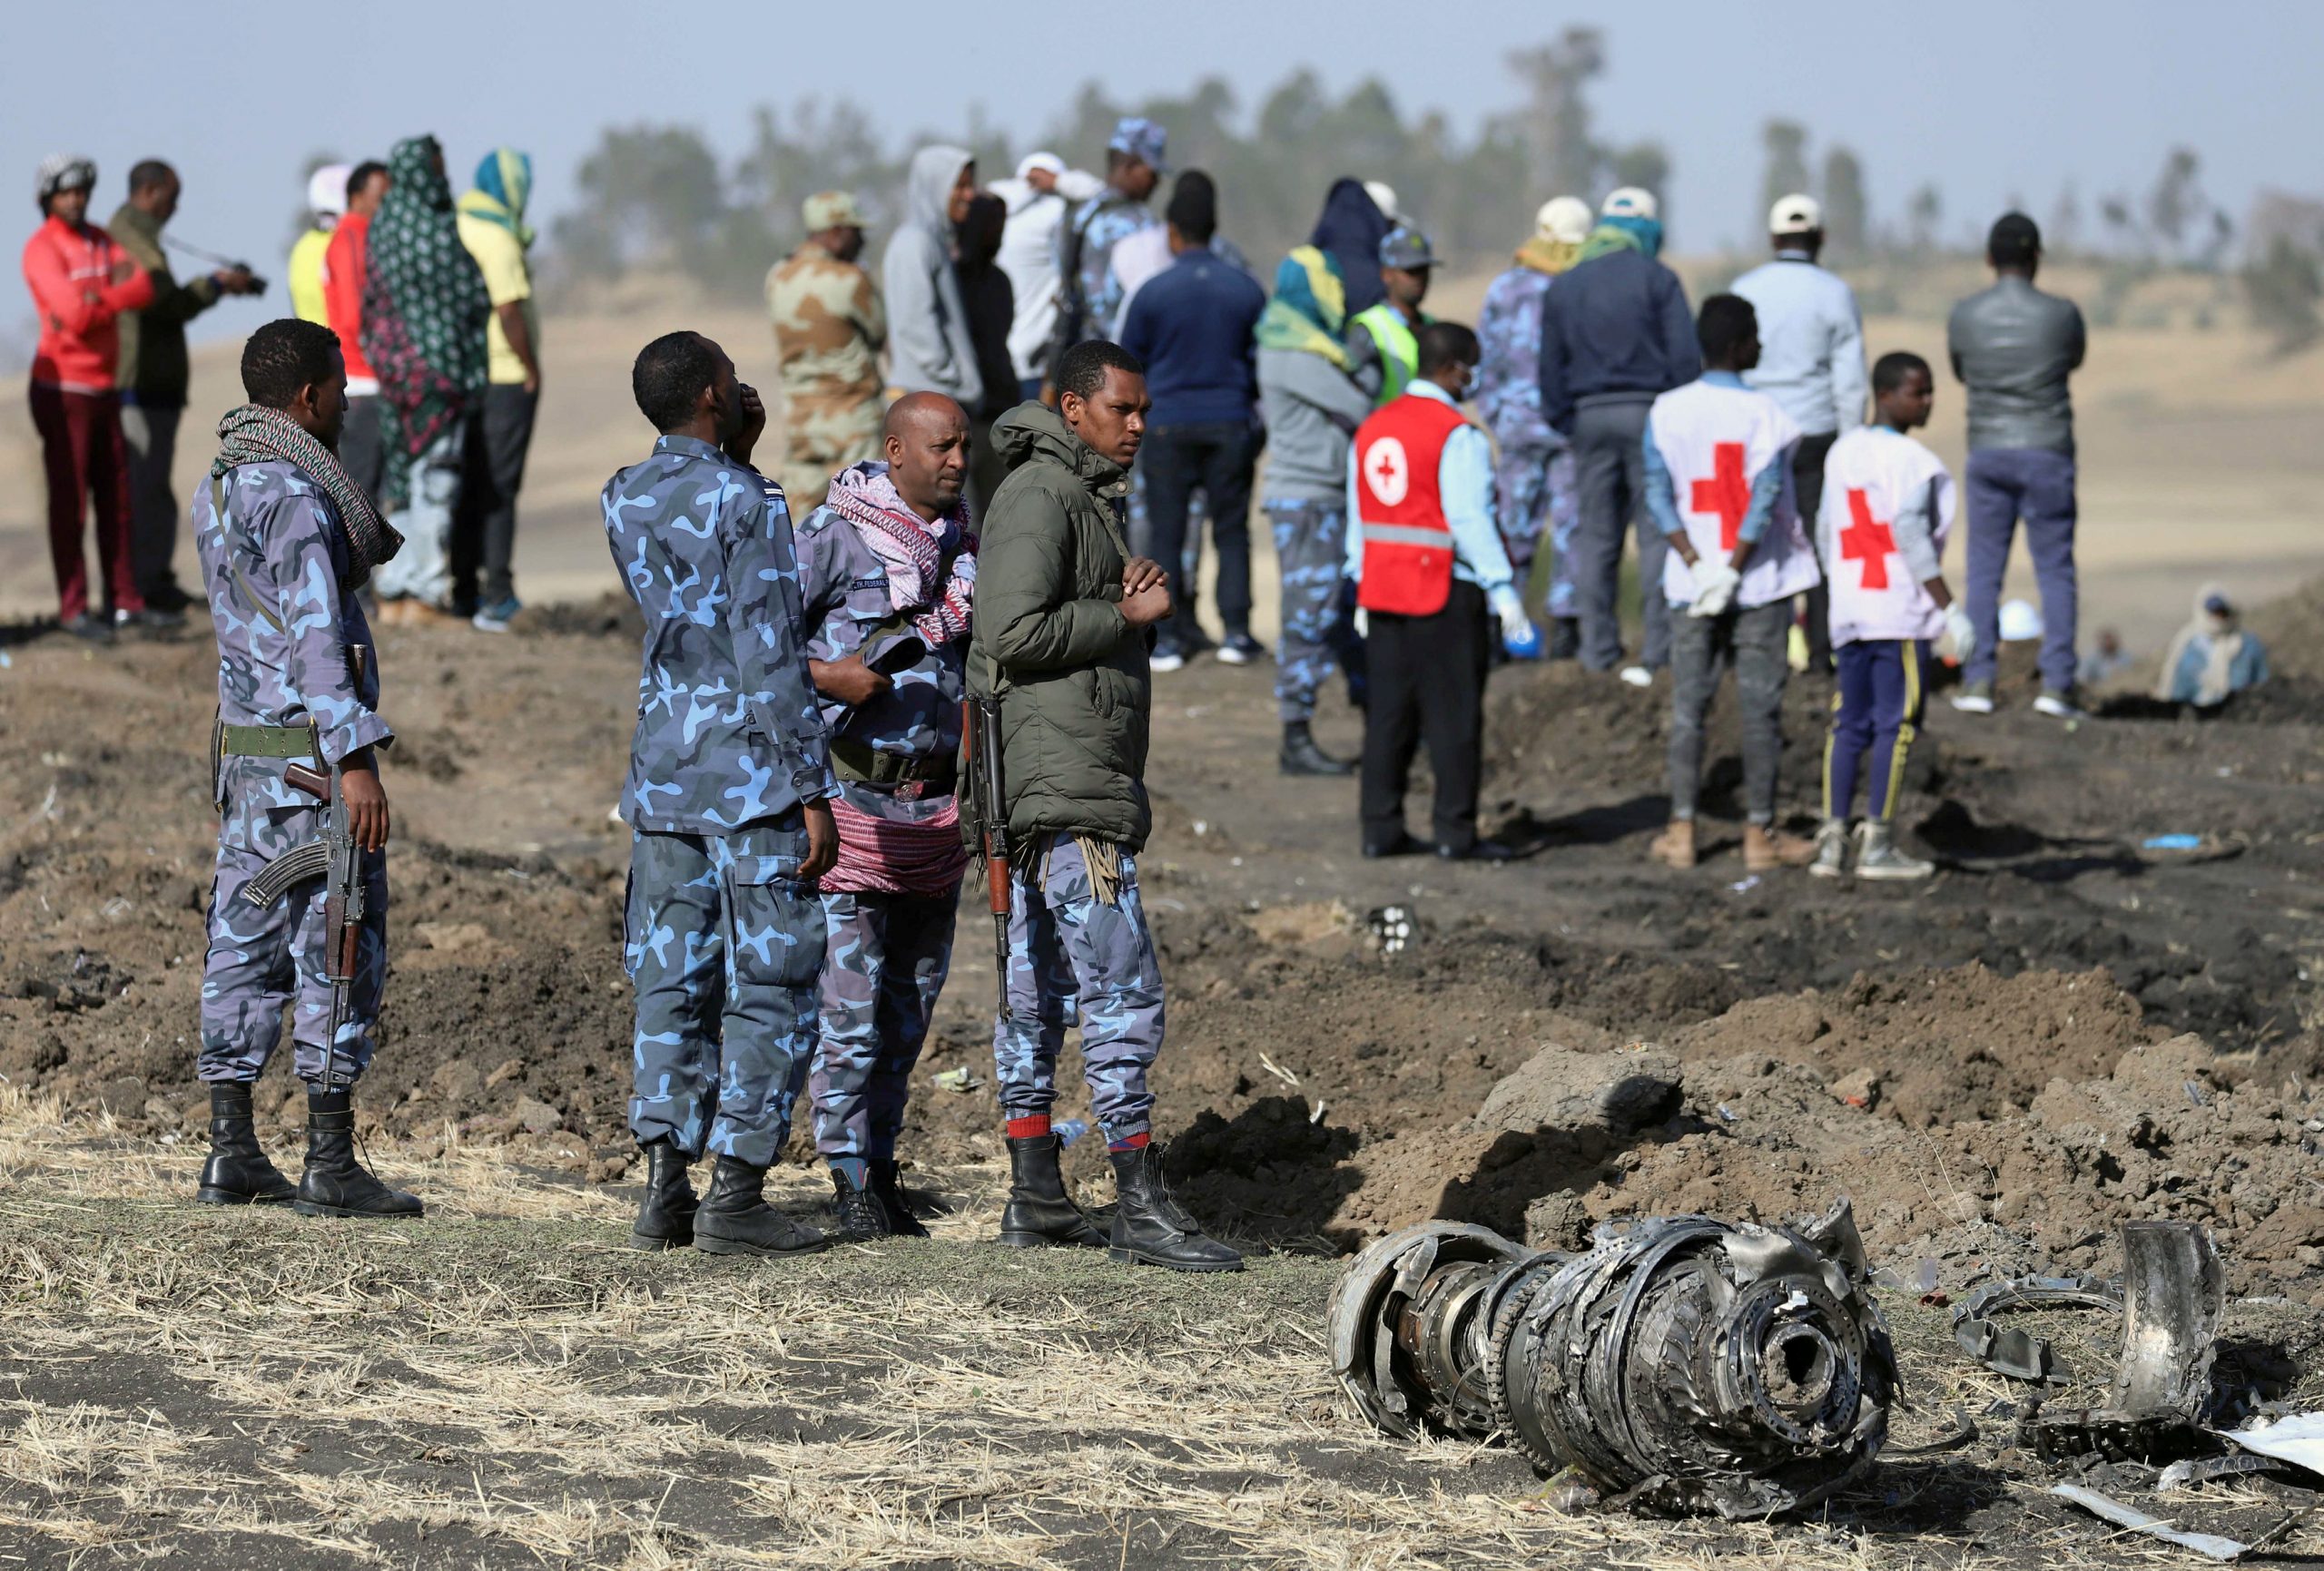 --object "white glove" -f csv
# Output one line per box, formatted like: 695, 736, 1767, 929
1490, 586, 1532, 647
1353, 606, 1368, 639
1945, 603, 1977, 664
1689, 559, 1742, 619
